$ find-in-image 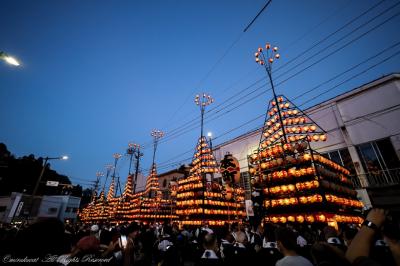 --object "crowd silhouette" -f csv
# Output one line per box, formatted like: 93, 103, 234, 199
0, 208, 399, 266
